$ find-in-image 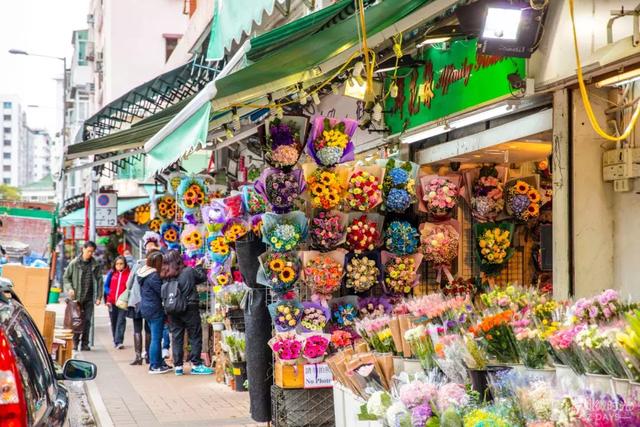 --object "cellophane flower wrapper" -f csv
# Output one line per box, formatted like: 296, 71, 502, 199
300, 302, 331, 333
261, 211, 308, 252
302, 249, 346, 303
155, 195, 177, 221
160, 222, 181, 250
380, 251, 423, 296
257, 251, 301, 297
463, 165, 508, 223
221, 218, 249, 244
309, 210, 347, 251
177, 176, 207, 214
356, 315, 397, 354
180, 223, 206, 255
470, 310, 520, 364
269, 300, 304, 332
358, 296, 392, 319
417, 174, 462, 219
474, 222, 515, 275
241, 185, 267, 215
223, 193, 244, 219
306, 116, 357, 167
206, 233, 232, 264
378, 158, 418, 213
345, 165, 384, 212
167, 172, 183, 195
201, 199, 229, 233
300, 332, 331, 362
505, 176, 542, 223
217, 283, 248, 309
384, 220, 420, 255
260, 116, 307, 169
208, 261, 233, 287
268, 331, 304, 364
254, 167, 305, 213
330, 295, 360, 330
403, 324, 437, 371
302, 163, 349, 210
344, 251, 383, 293
346, 212, 384, 253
